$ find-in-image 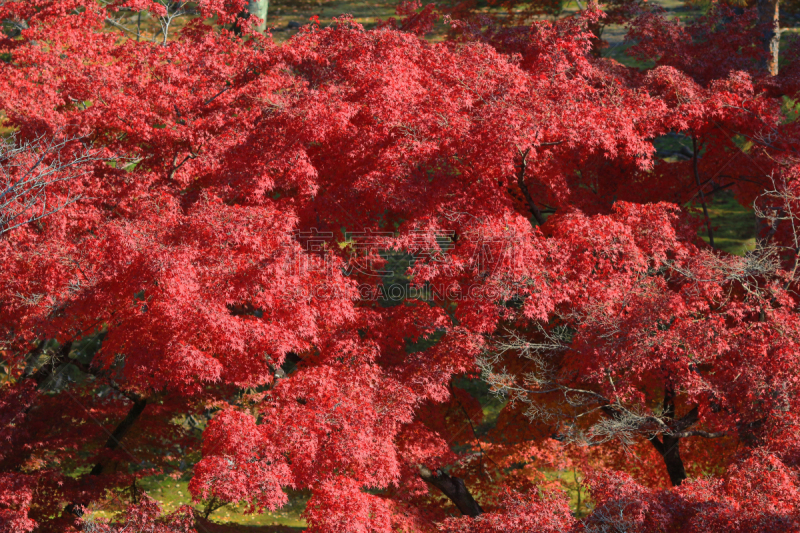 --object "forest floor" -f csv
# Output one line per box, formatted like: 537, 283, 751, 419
104, 0, 696, 44
192, 519, 304, 533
